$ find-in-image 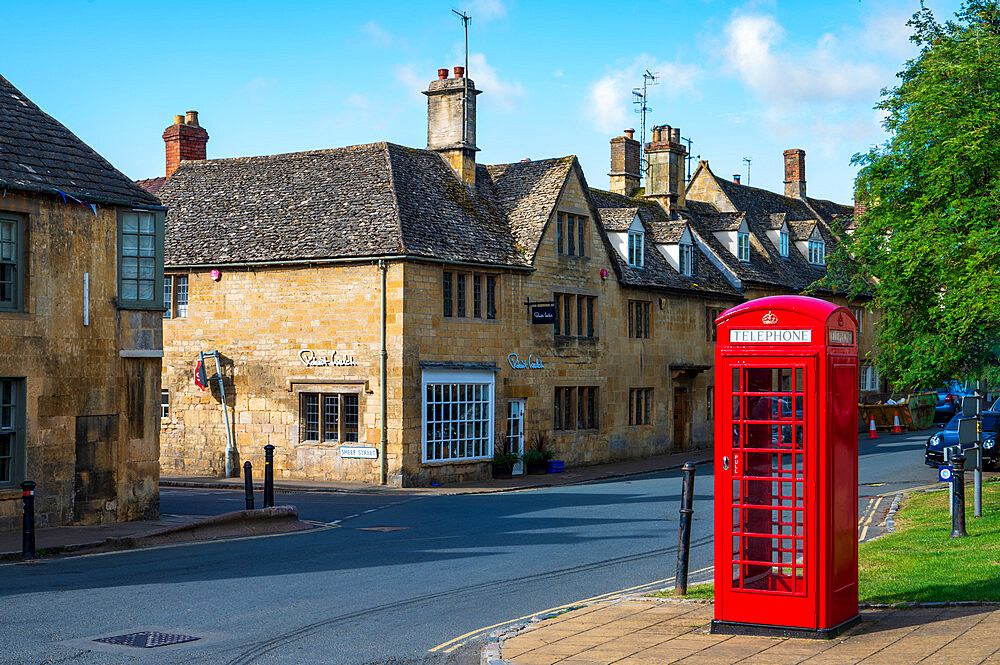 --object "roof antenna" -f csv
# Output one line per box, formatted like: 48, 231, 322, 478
632, 70, 658, 177
681, 135, 694, 183
742, 156, 752, 185
452, 9, 472, 147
